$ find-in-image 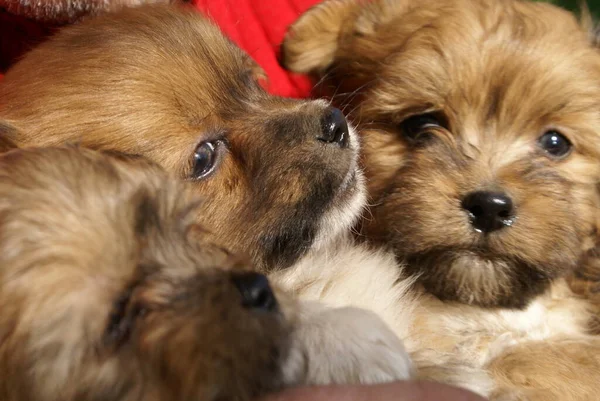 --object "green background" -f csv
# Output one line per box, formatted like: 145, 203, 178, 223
539, 0, 600, 17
